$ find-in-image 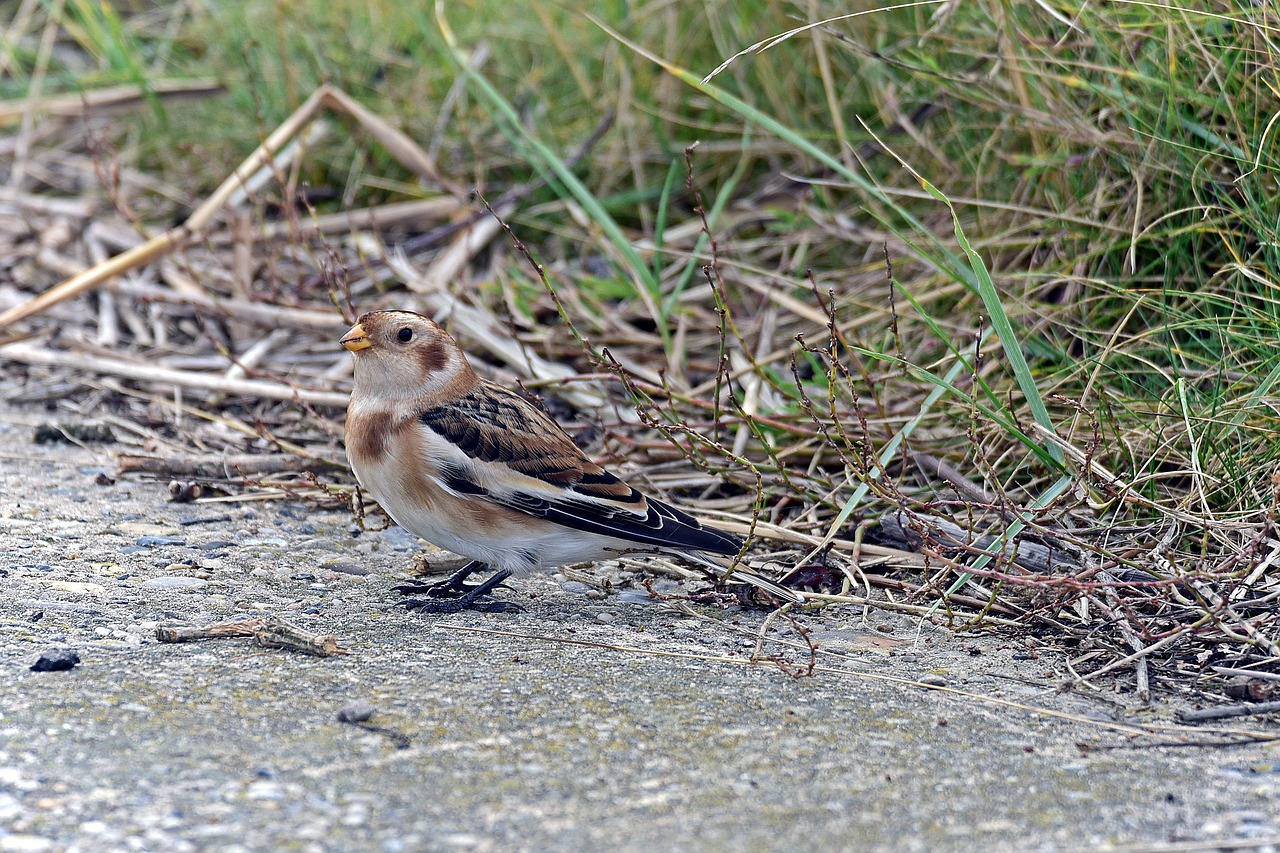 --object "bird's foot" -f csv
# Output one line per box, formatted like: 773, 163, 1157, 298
393, 577, 513, 600
395, 563, 519, 614
394, 559, 508, 600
